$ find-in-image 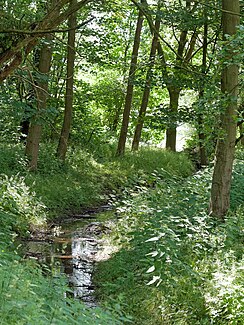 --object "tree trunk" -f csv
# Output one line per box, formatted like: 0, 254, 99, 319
165, 0, 195, 151
198, 112, 208, 166
210, 0, 240, 219
240, 124, 244, 146
57, 0, 76, 161
165, 29, 187, 151
116, 5, 144, 156
131, 11, 160, 151
165, 88, 180, 151
112, 104, 123, 131
25, 38, 52, 170
198, 19, 208, 167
